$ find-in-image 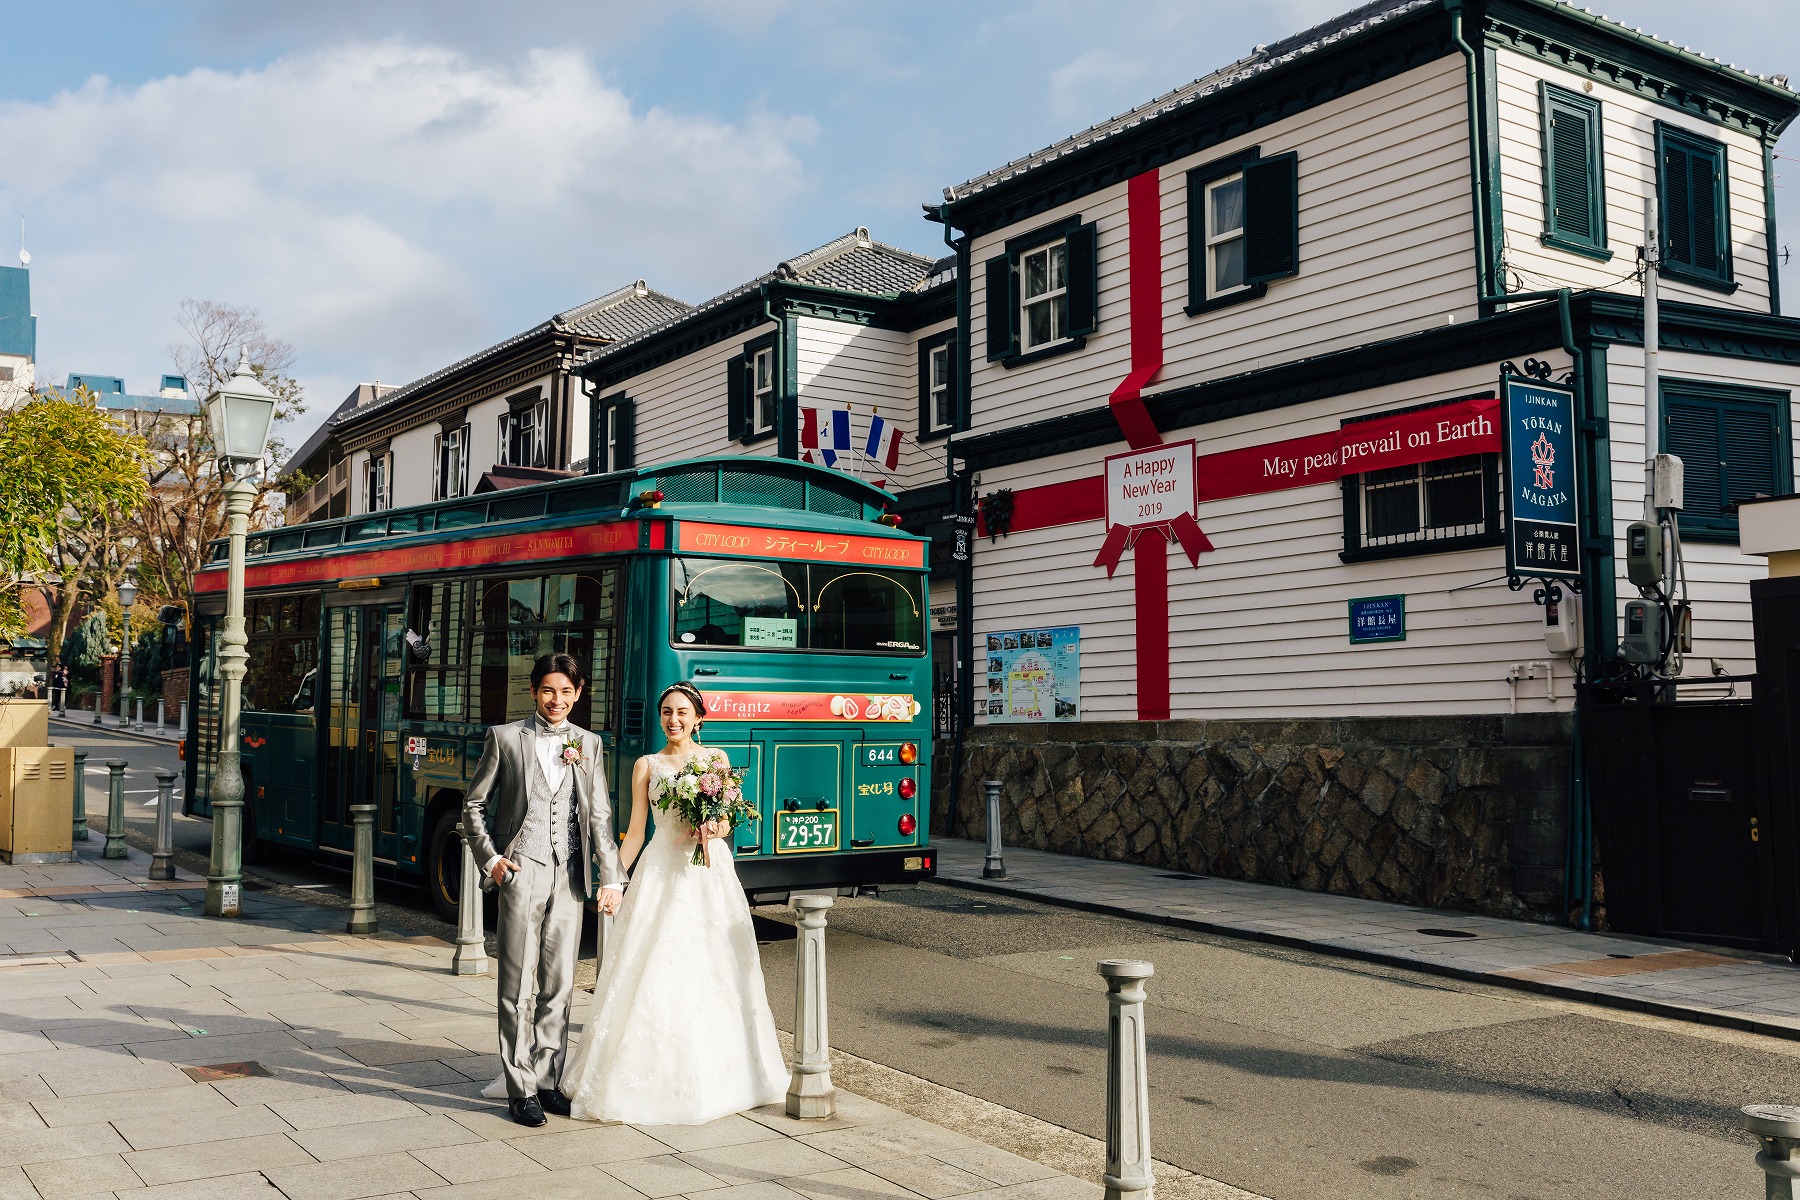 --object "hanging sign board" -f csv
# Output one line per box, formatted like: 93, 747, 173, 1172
1105, 441, 1196, 529
1501, 376, 1581, 579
